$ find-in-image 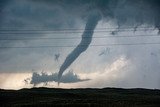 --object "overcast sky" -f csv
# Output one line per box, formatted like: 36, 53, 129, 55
0, 0, 160, 89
